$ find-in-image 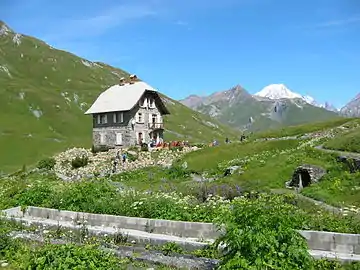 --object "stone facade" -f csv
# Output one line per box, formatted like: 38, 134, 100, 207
92, 91, 166, 148
286, 164, 327, 189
